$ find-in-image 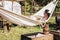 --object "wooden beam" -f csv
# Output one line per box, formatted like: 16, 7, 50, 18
2, 0, 4, 7
16, 0, 25, 1
25, 0, 26, 14
12, 0, 16, 11
11, 0, 13, 11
